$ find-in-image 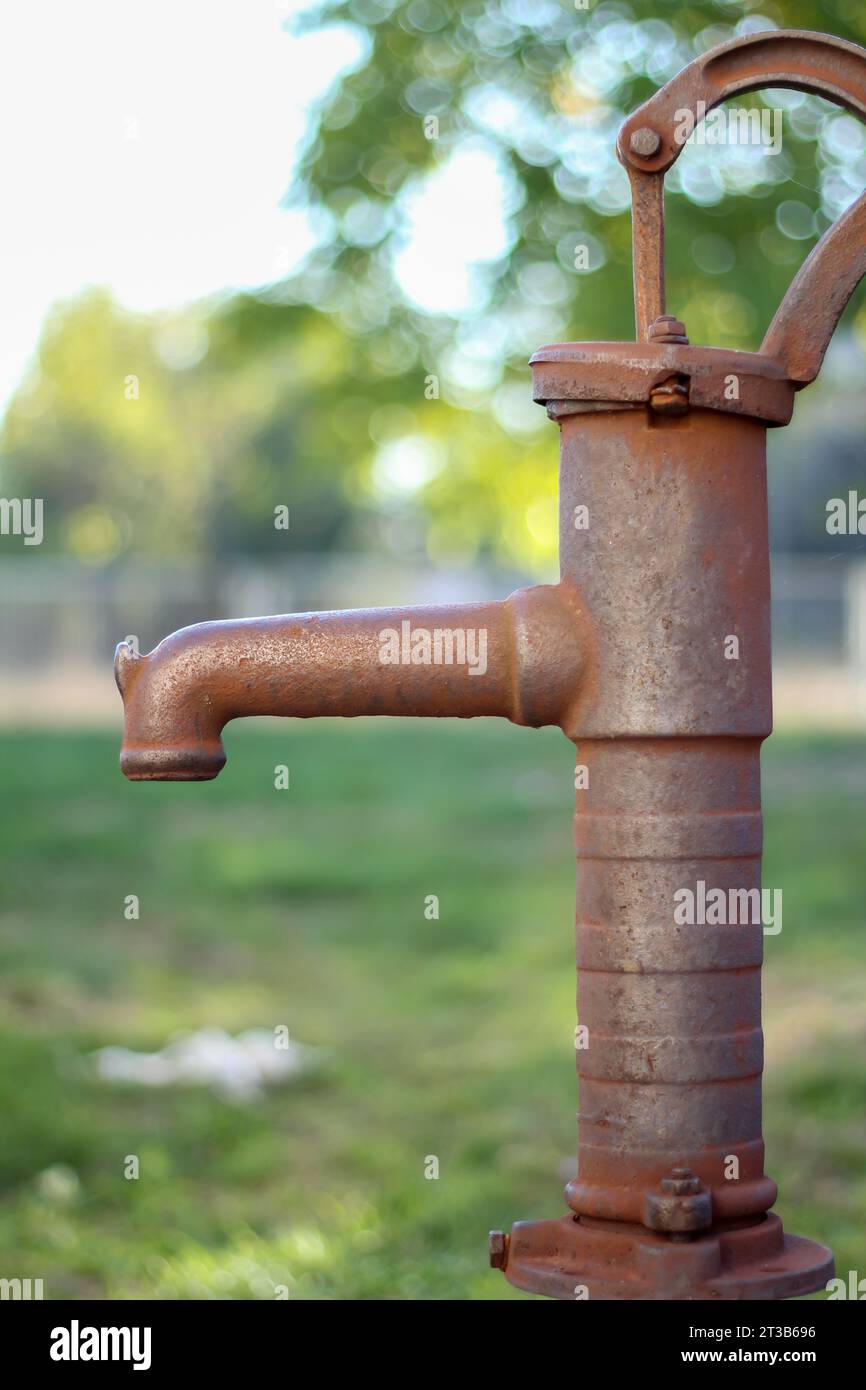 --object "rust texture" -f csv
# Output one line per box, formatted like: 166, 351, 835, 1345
116, 28, 864, 1299
115, 585, 586, 779
618, 29, 866, 360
